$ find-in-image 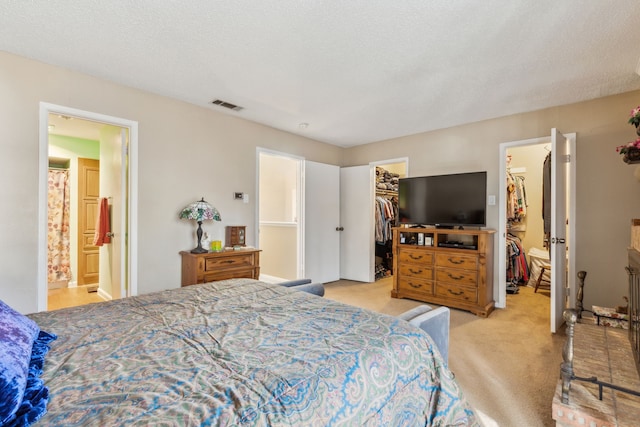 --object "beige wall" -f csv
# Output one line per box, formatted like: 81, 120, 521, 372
3, 48, 640, 314
0, 51, 342, 313
258, 224, 298, 280
345, 90, 640, 311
